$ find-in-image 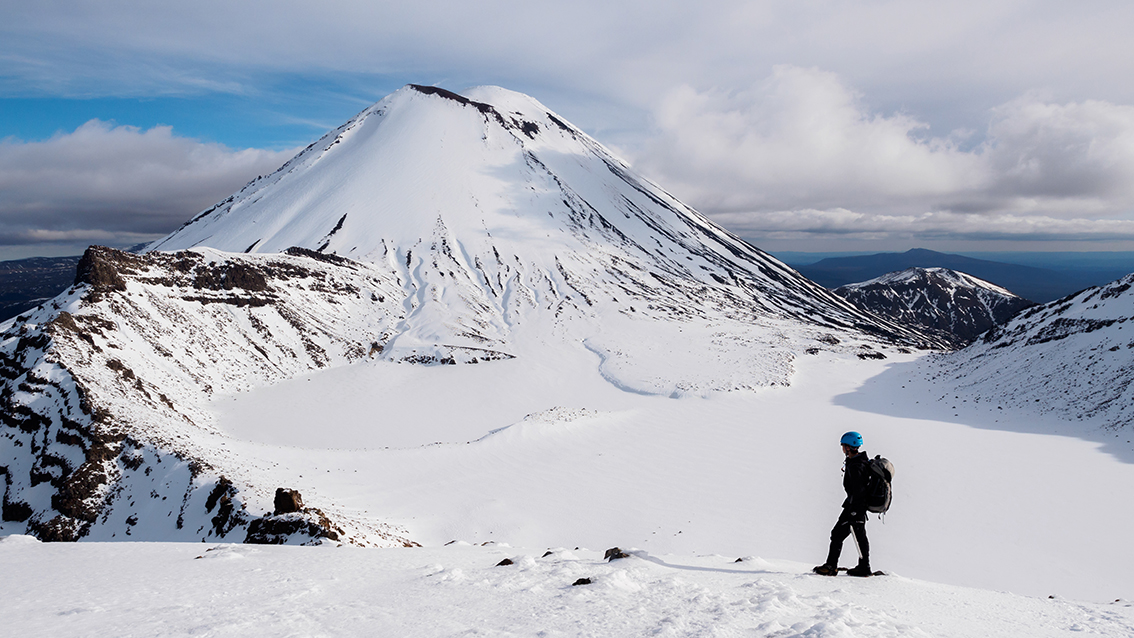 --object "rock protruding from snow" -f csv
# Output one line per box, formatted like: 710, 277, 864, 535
936, 273, 1134, 428
835, 267, 1035, 347
273, 488, 304, 515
